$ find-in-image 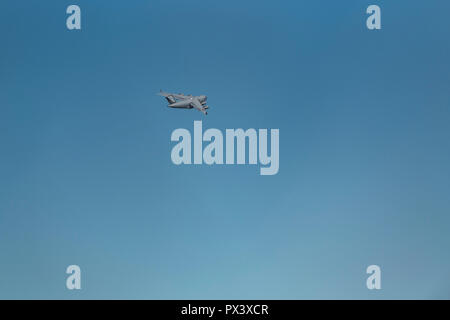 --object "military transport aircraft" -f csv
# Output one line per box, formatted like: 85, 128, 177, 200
158, 90, 209, 115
